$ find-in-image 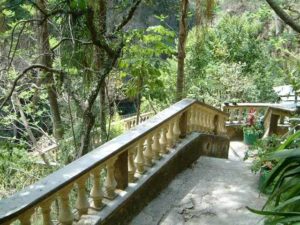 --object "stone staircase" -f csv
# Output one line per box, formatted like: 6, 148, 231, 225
130, 142, 266, 225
